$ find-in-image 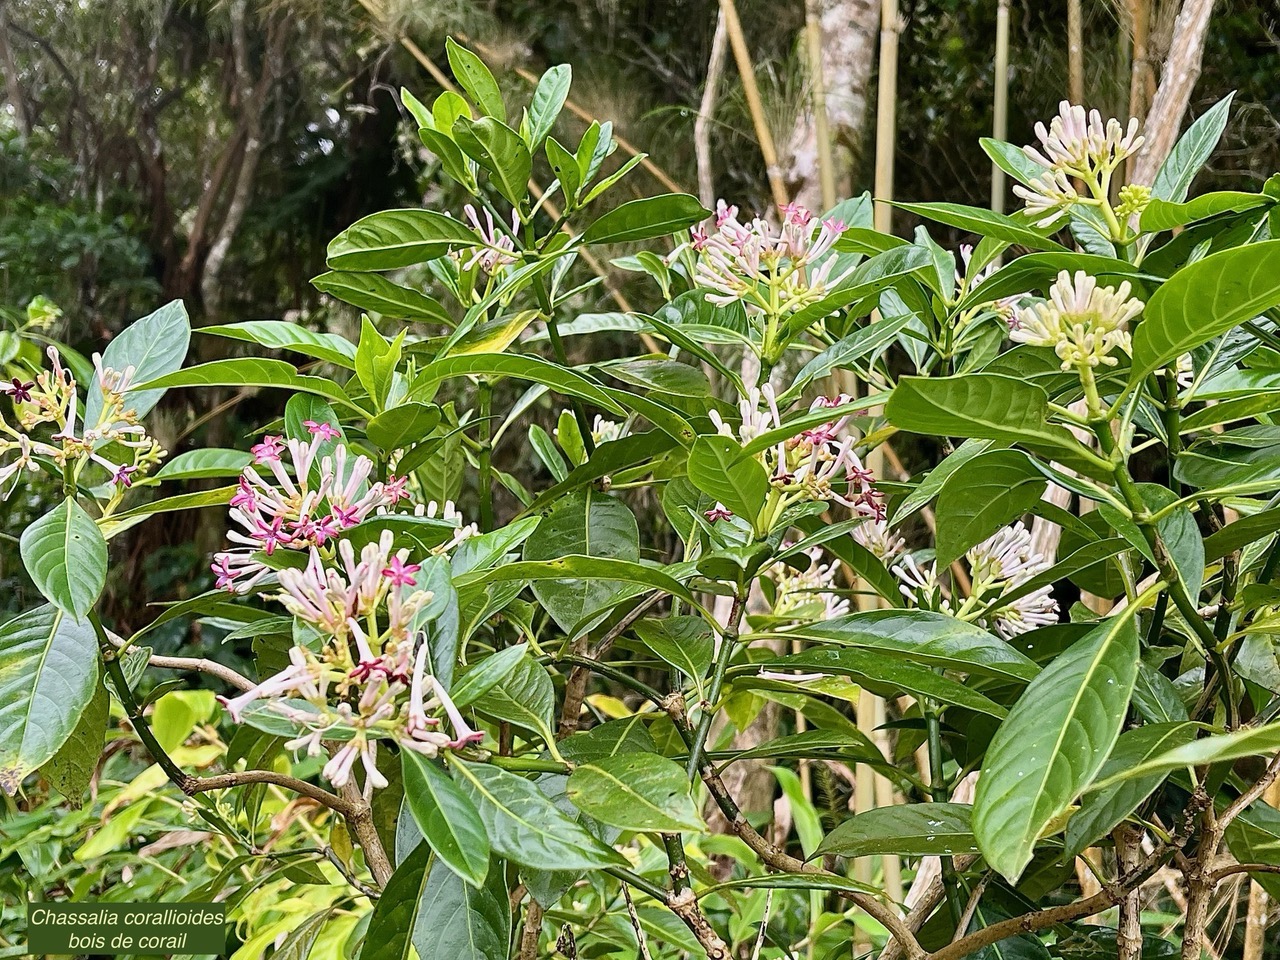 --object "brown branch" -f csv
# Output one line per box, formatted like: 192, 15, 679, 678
930, 850, 1170, 960
668, 889, 731, 959
187, 769, 350, 814
338, 779, 394, 887
1212, 863, 1280, 883
518, 901, 544, 960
